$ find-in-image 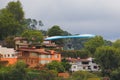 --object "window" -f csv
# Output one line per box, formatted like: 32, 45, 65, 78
40, 54, 46, 58
40, 60, 49, 64
92, 60, 95, 63
83, 66, 86, 69
8, 54, 10, 57
47, 55, 51, 58
12, 54, 14, 57
94, 66, 97, 69
30, 52, 38, 57
73, 66, 76, 69
82, 61, 89, 64
4, 54, 6, 58
88, 66, 91, 69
